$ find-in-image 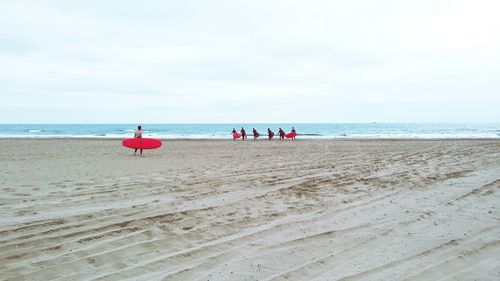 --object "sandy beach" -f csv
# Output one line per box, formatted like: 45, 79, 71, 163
0, 139, 499, 280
